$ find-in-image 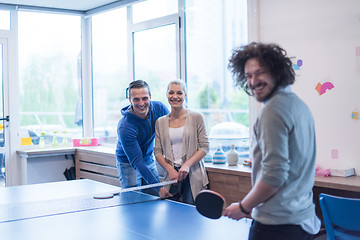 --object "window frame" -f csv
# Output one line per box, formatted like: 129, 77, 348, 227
89, 0, 253, 146
0, 0, 255, 186
127, 7, 183, 82
89, 2, 184, 146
